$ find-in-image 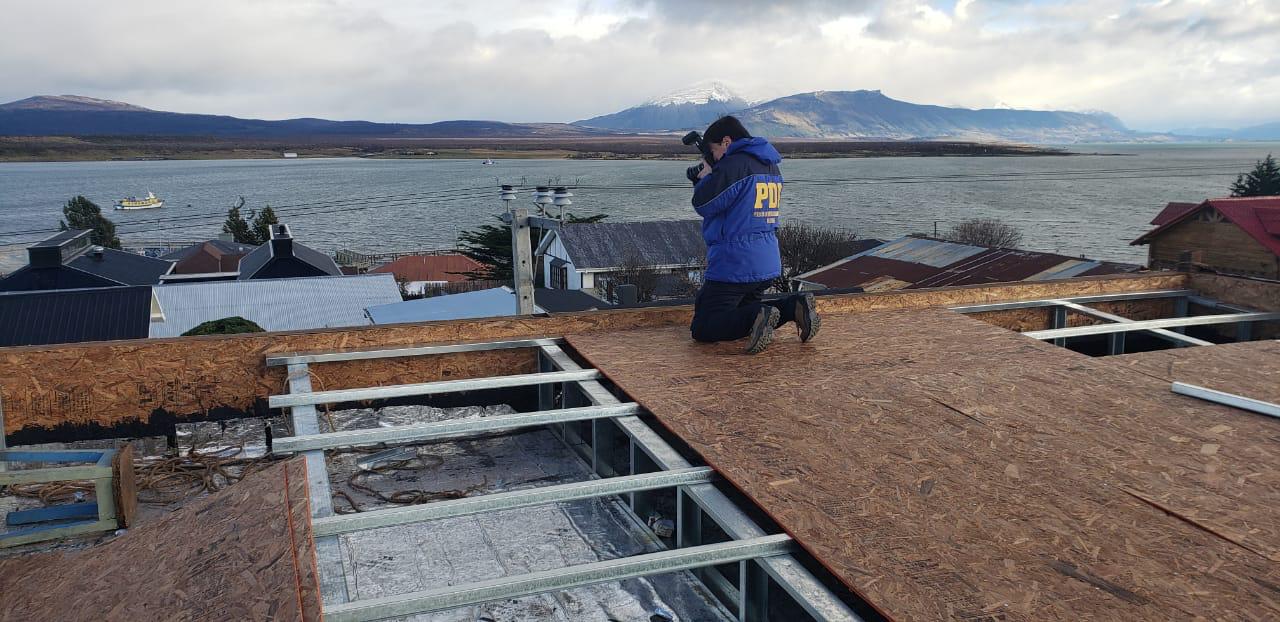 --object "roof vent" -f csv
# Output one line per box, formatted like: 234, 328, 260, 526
91, 246, 105, 261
